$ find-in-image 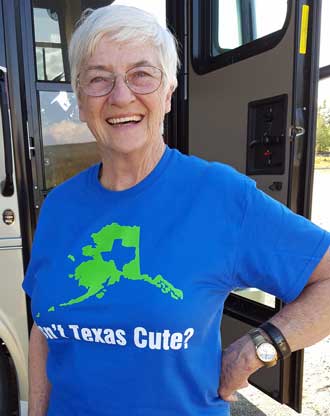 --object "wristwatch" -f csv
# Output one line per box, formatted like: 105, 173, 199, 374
248, 328, 278, 367
260, 322, 291, 360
